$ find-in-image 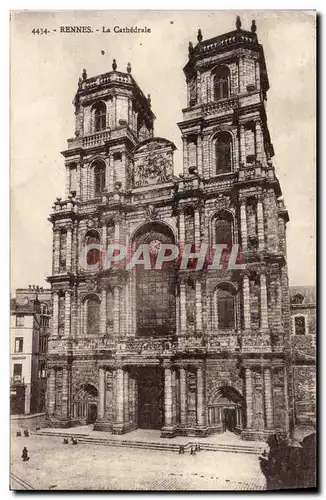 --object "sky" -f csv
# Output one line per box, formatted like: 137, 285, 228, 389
10, 10, 316, 291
